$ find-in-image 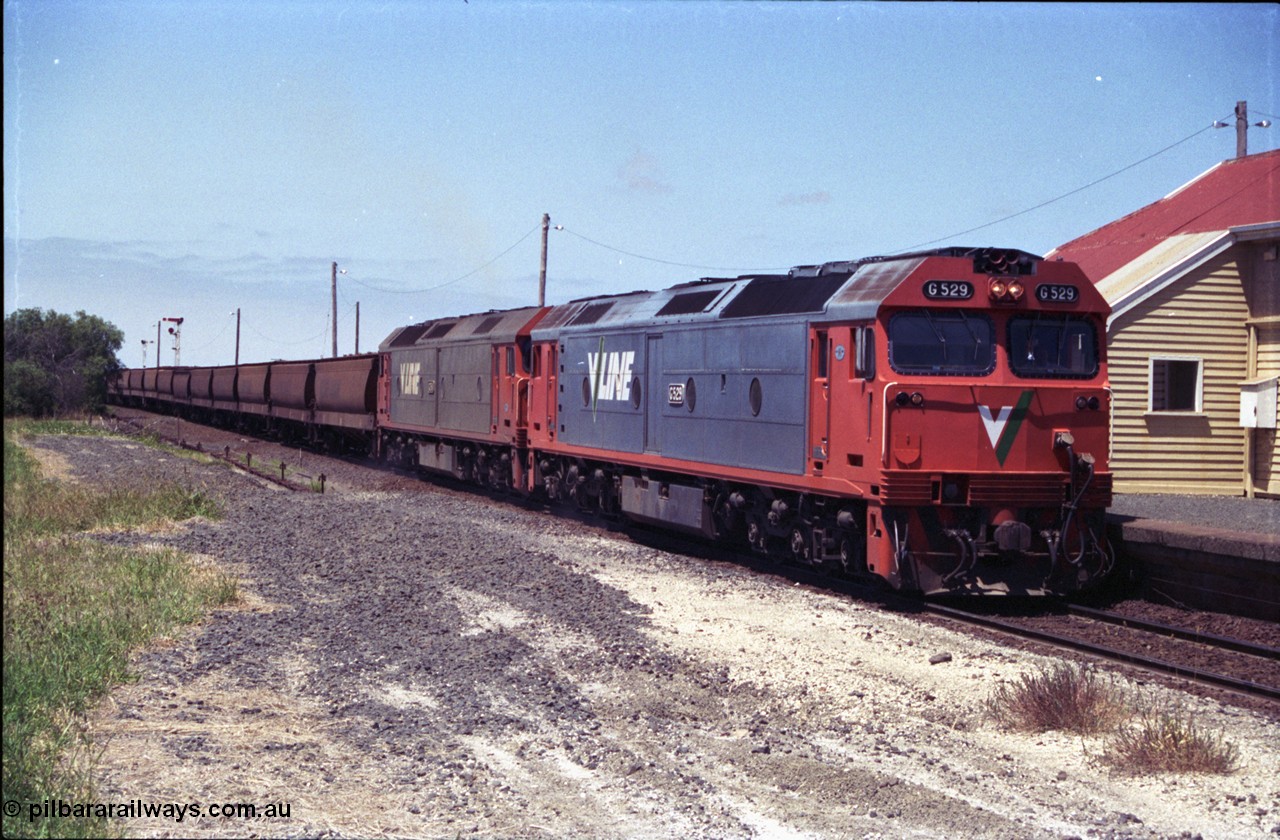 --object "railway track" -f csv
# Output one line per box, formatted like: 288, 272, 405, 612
923, 601, 1280, 703
110, 414, 322, 491
619, 524, 1280, 705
